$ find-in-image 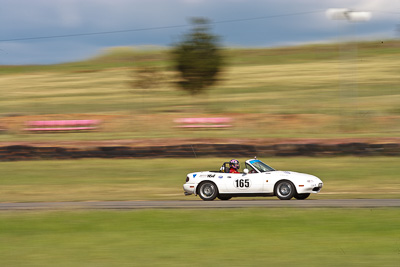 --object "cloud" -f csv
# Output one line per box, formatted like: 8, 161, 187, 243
57, 0, 82, 27
0, 0, 399, 64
